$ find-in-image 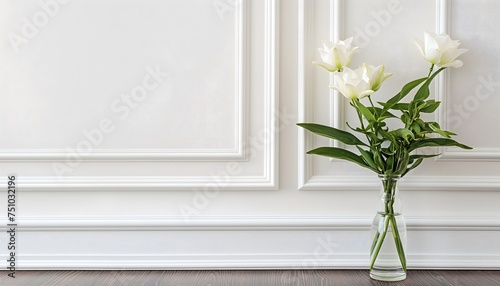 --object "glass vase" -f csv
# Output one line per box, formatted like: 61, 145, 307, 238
369, 174, 407, 282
